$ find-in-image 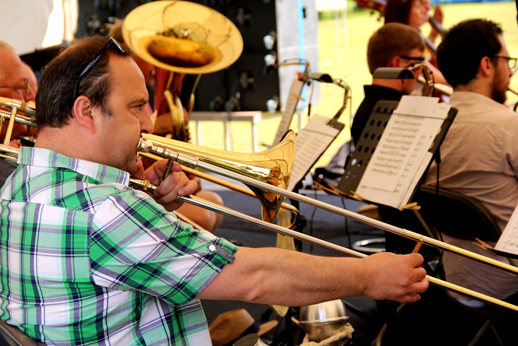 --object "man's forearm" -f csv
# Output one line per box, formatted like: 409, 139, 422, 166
198, 247, 428, 305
